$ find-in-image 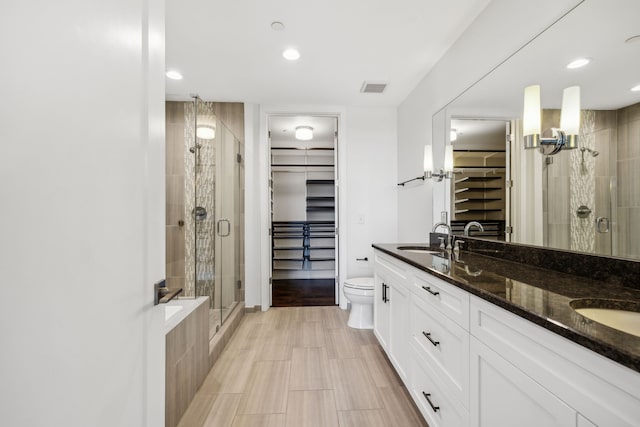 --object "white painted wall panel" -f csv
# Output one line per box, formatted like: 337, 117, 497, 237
0, 1, 165, 425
